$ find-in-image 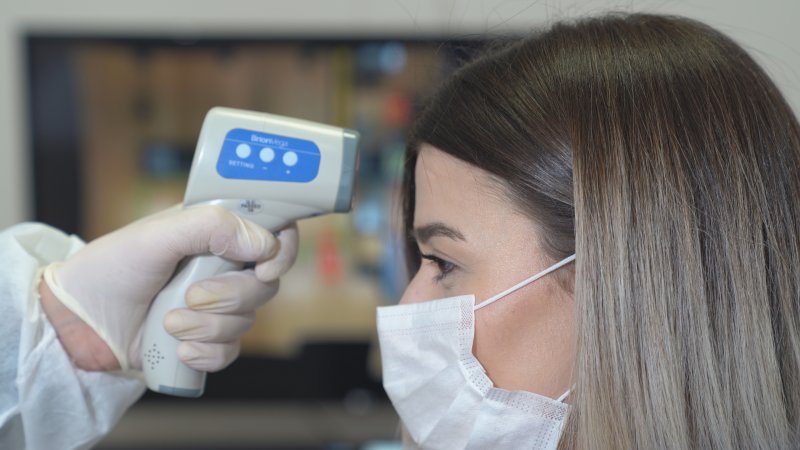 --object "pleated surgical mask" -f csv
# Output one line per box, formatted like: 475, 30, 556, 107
377, 254, 576, 449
